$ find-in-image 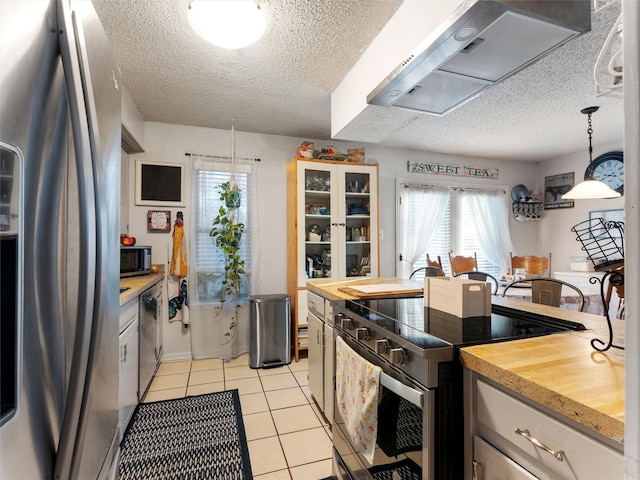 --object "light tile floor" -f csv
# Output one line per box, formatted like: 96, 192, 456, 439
143, 353, 333, 479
